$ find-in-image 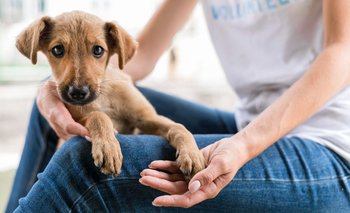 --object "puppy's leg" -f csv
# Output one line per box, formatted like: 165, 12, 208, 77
136, 114, 205, 181
81, 111, 122, 175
